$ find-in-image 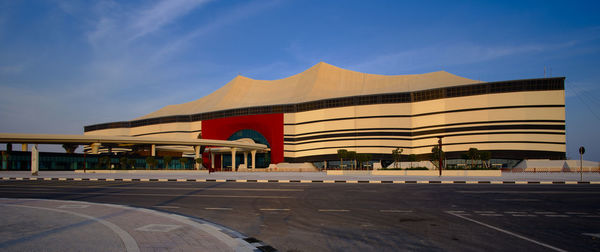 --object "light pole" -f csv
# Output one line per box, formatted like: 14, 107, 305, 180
579, 146, 585, 181
437, 137, 443, 176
